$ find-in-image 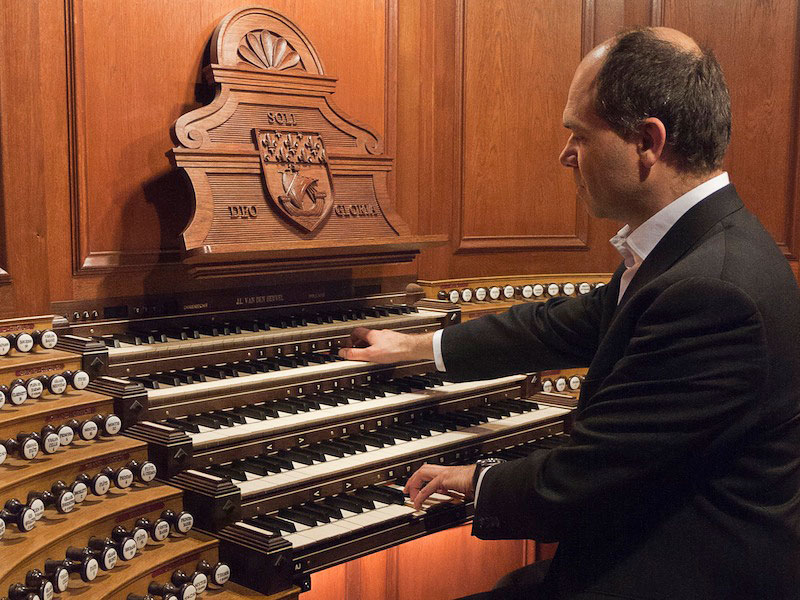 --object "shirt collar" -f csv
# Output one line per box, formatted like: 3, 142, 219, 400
610, 172, 730, 265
